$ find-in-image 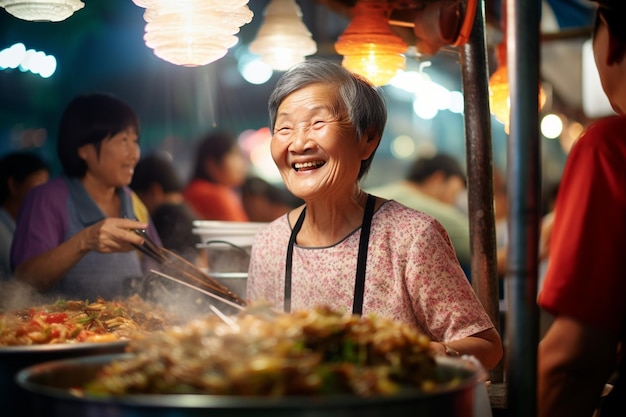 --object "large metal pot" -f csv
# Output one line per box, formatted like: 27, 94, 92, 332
17, 353, 490, 417
1, 341, 127, 417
